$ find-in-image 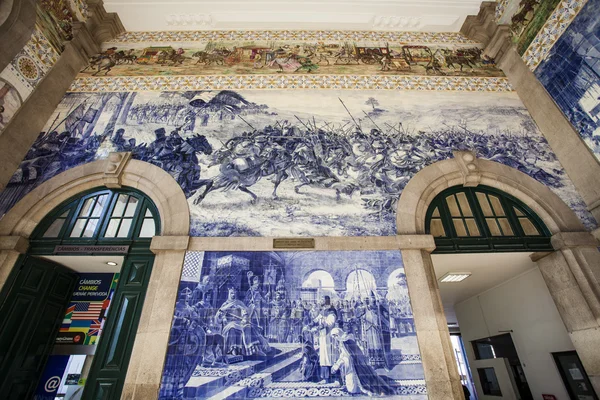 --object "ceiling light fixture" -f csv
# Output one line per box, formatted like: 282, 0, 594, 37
439, 272, 471, 283
106, 261, 118, 266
